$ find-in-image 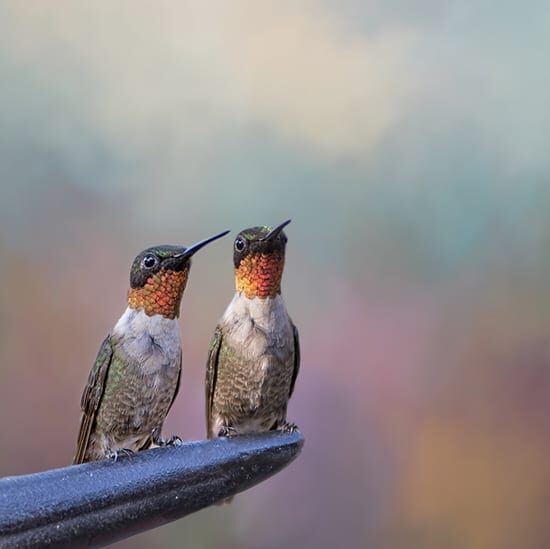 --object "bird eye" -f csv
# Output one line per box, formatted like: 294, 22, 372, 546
142, 255, 158, 269
234, 237, 246, 252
